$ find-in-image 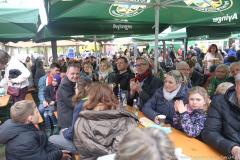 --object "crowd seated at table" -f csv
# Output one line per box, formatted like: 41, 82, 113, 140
1, 43, 240, 160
